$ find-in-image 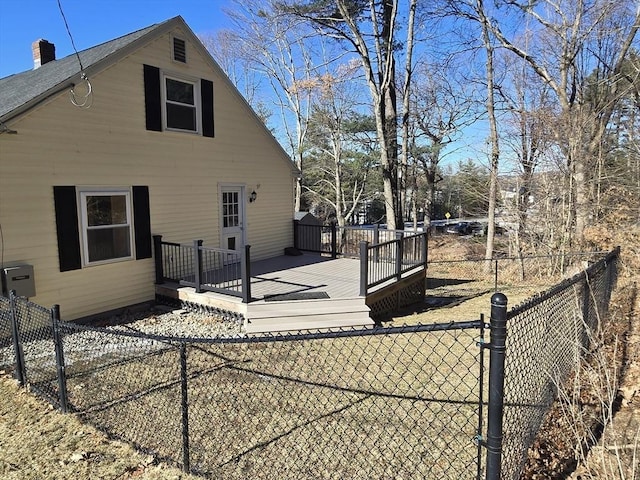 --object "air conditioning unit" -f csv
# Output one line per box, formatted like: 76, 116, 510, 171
1, 265, 36, 298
